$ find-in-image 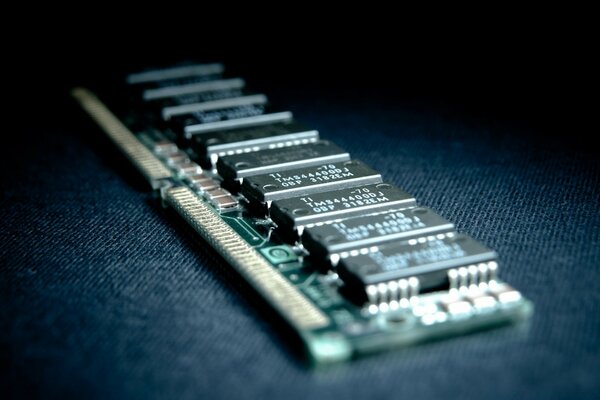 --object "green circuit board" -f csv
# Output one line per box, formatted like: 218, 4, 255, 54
71, 63, 532, 365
